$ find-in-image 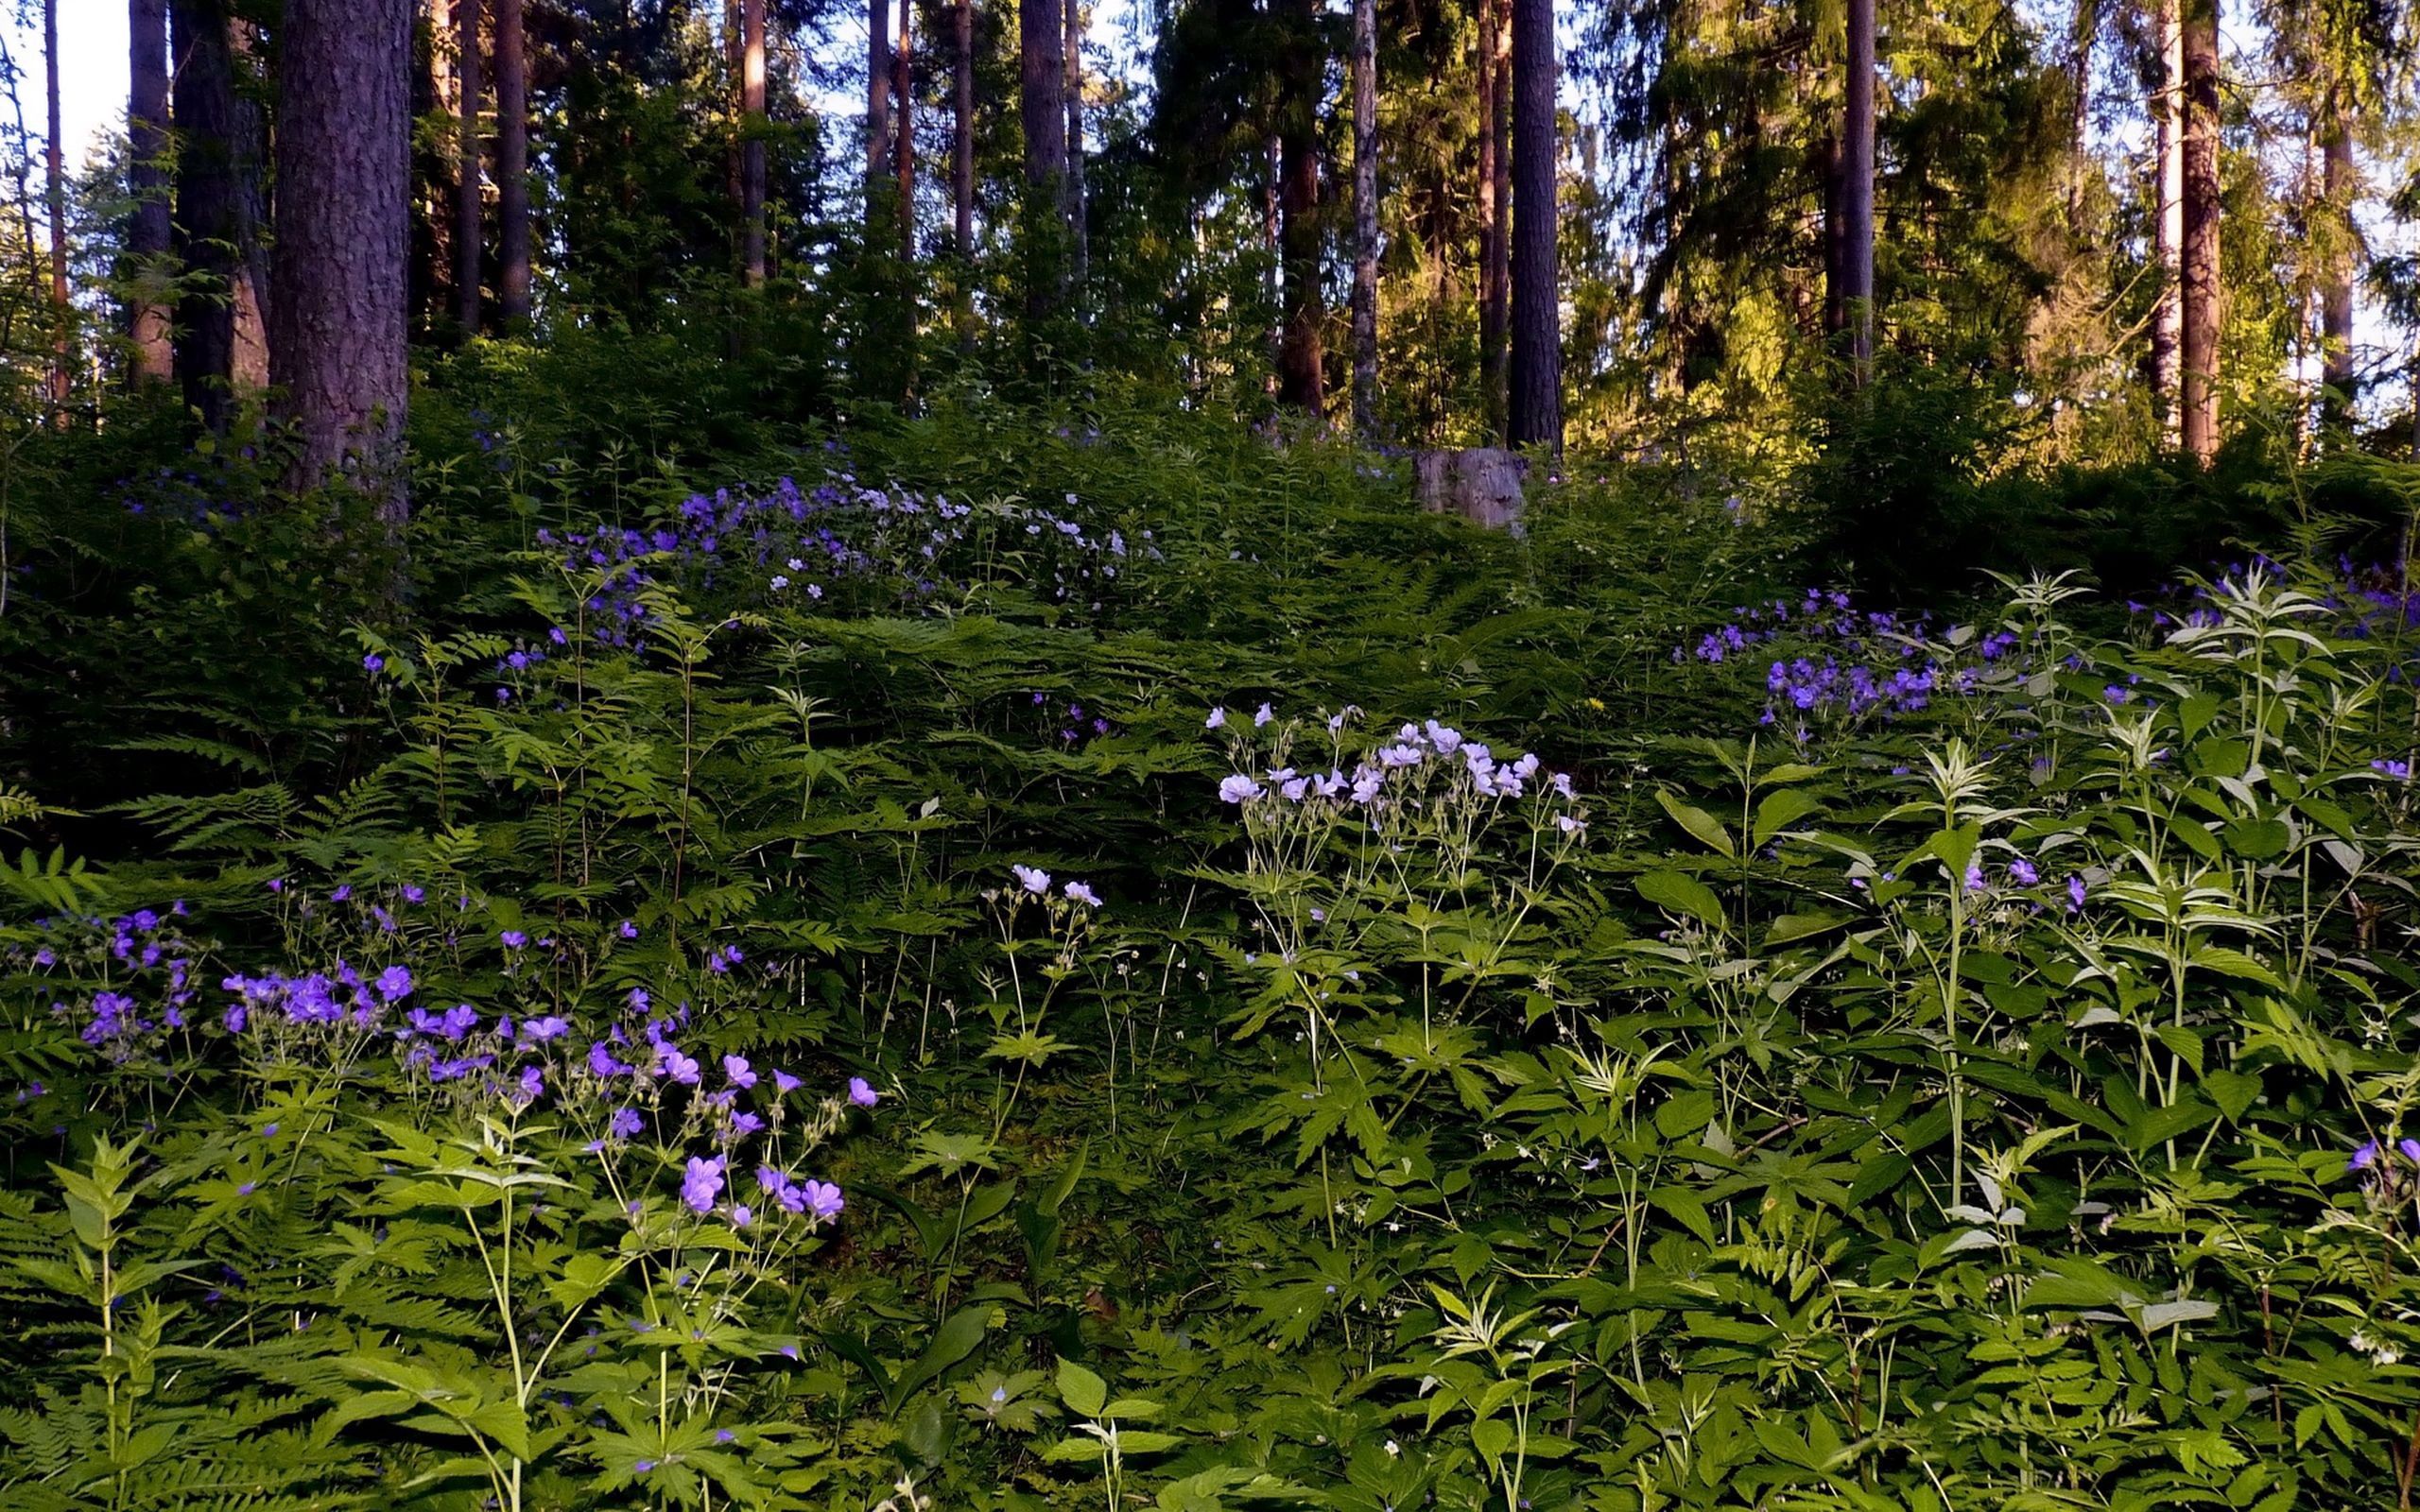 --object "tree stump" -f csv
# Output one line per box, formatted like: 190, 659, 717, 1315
1414, 447, 1528, 533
